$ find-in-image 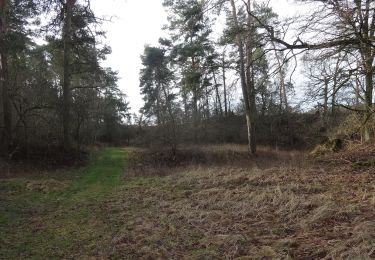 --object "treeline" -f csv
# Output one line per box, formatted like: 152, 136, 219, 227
137, 0, 375, 153
2, 0, 374, 160
0, 0, 130, 161
131, 112, 330, 149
